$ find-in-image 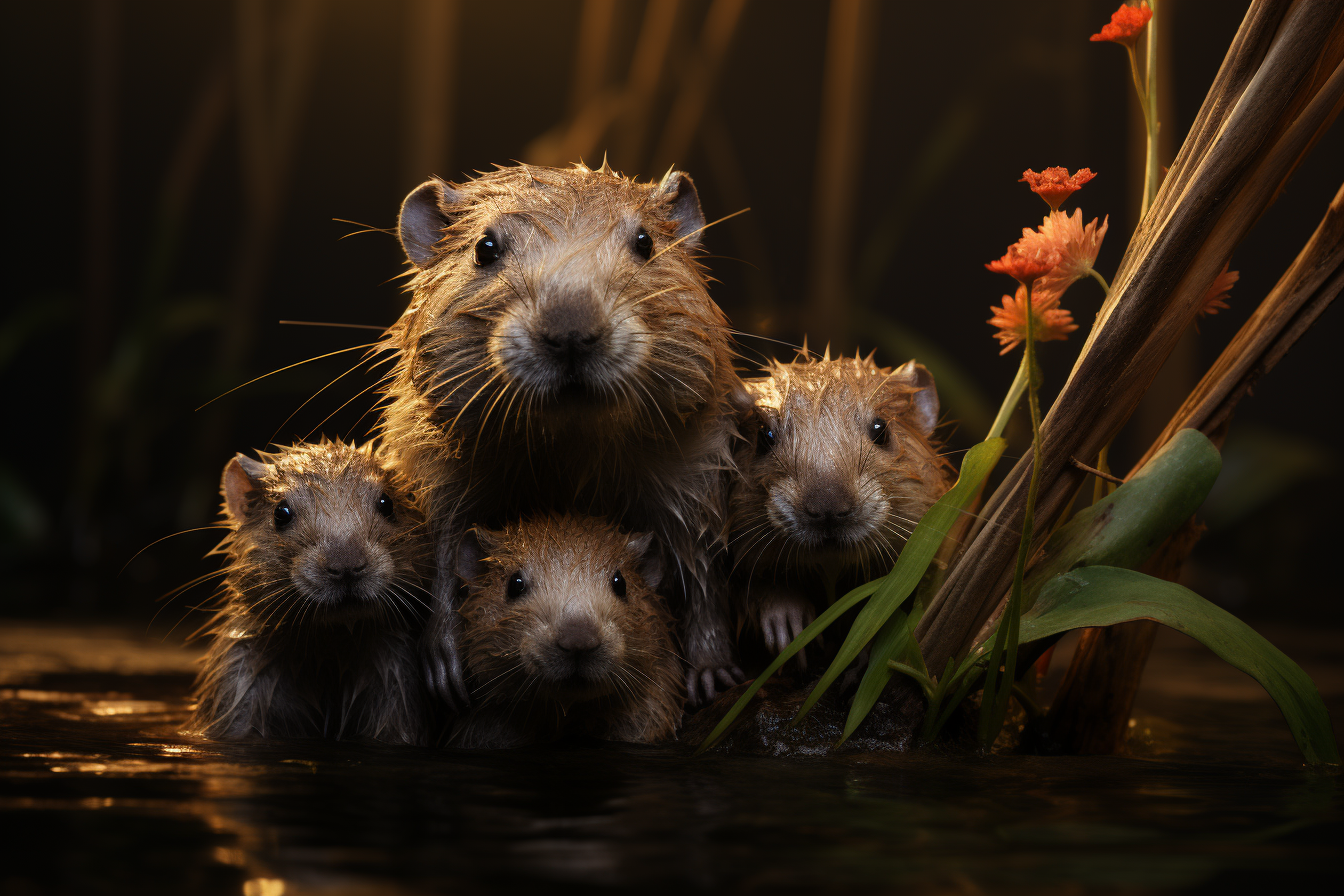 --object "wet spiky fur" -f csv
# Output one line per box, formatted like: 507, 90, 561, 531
378, 162, 743, 705
189, 439, 435, 744
453, 515, 683, 747
729, 351, 952, 649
